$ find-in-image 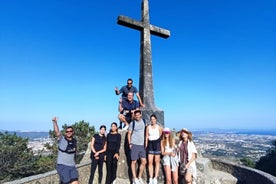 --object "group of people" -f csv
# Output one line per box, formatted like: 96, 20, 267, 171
52, 78, 198, 184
